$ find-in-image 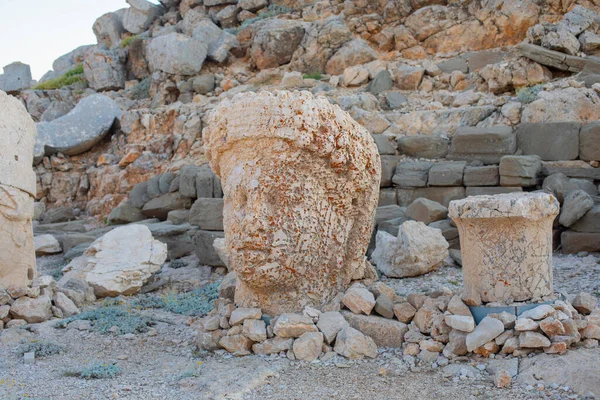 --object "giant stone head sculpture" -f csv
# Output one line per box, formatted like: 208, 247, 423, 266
203, 91, 381, 314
